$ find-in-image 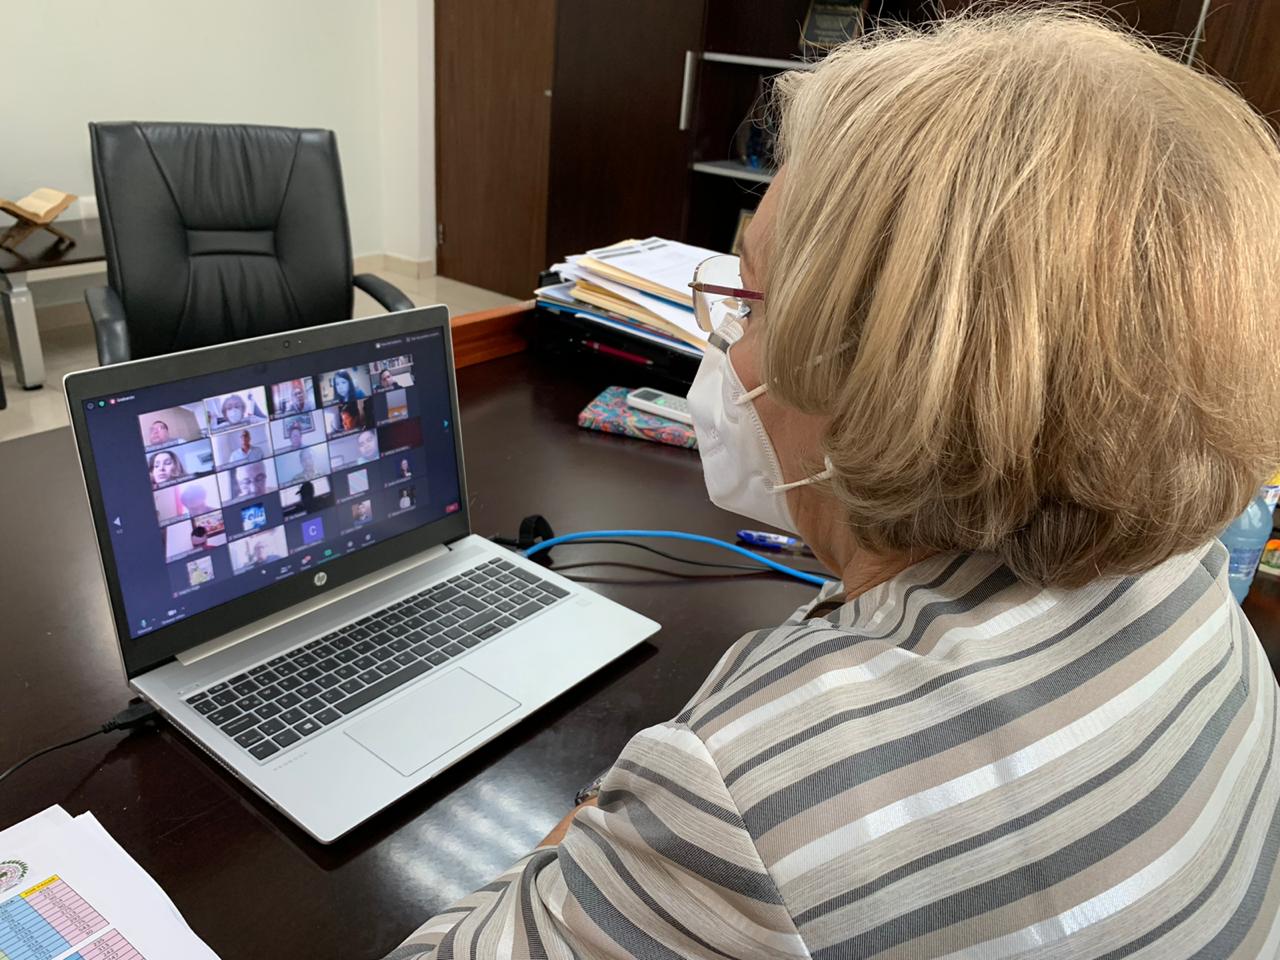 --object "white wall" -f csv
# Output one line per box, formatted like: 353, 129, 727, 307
376, 0, 435, 264
419, 0, 437, 266
1, 0, 436, 275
